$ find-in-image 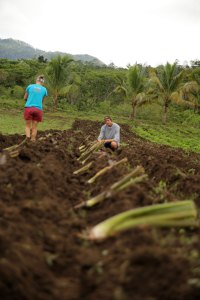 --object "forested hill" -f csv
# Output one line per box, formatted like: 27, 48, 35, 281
0, 38, 105, 66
